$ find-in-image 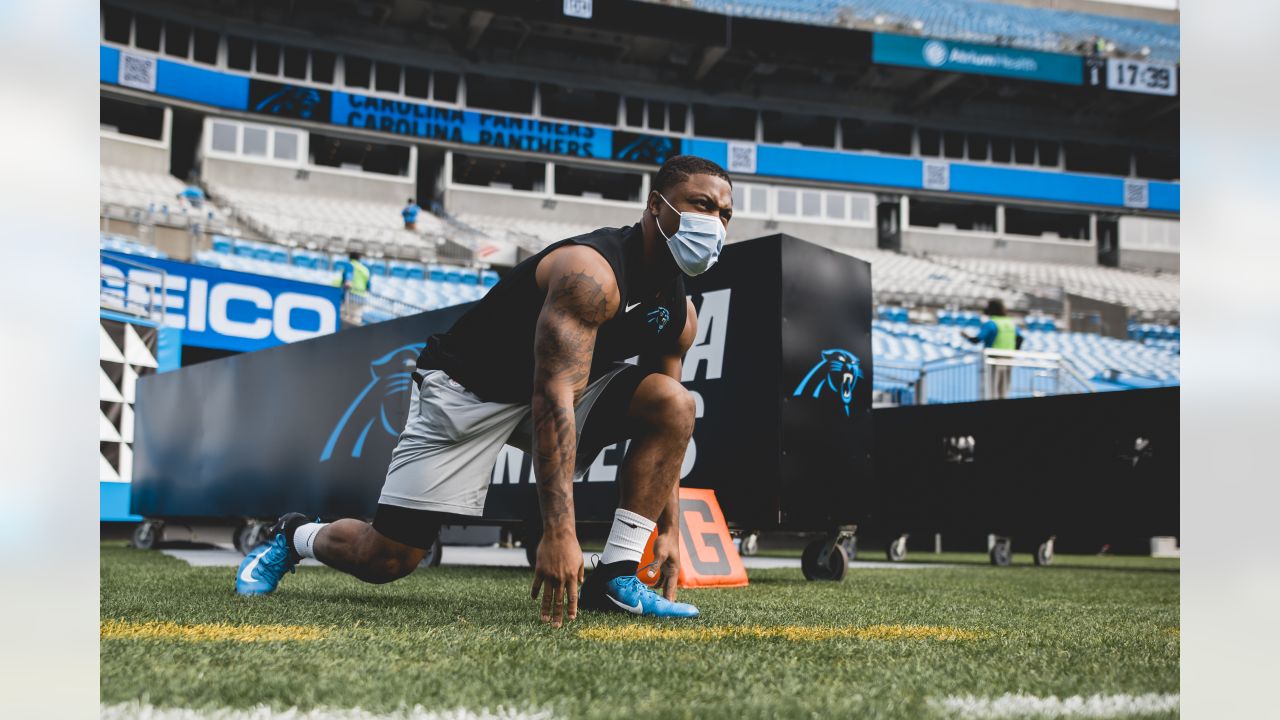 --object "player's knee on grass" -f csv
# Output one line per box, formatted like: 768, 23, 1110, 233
630, 374, 695, 439
354, 529, 426, 584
